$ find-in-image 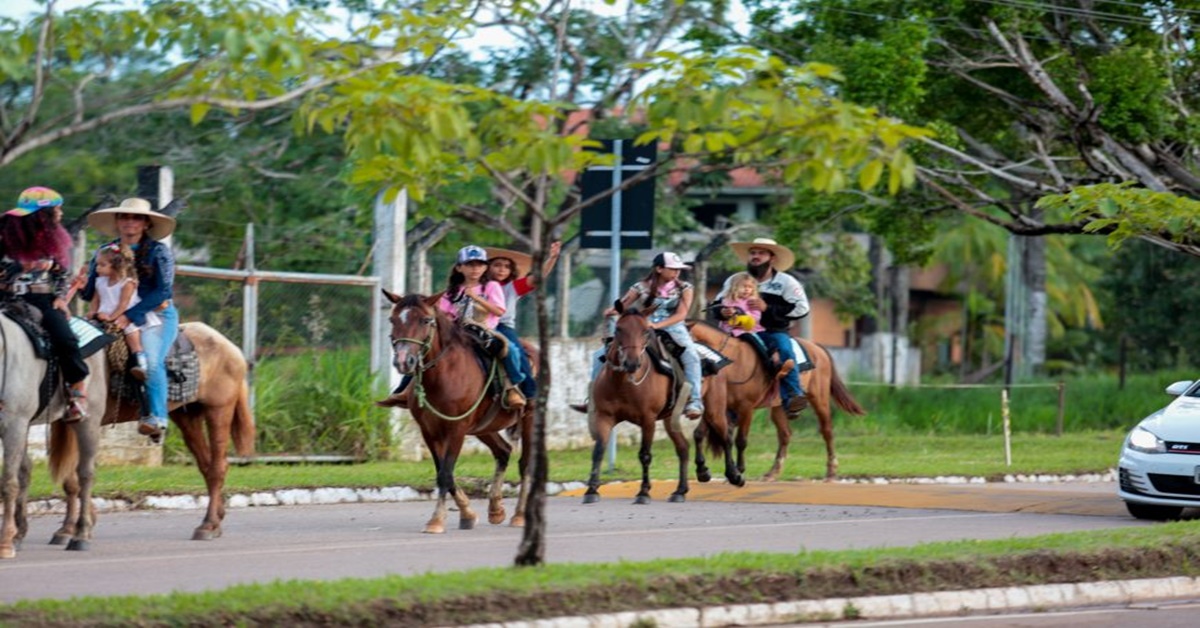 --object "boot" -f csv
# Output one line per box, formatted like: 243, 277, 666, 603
505, 386, 526, 408
784, 394, 808, 418
64, 385, 87, 423
568, 402, 588, 413
375, 388, 410, 409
